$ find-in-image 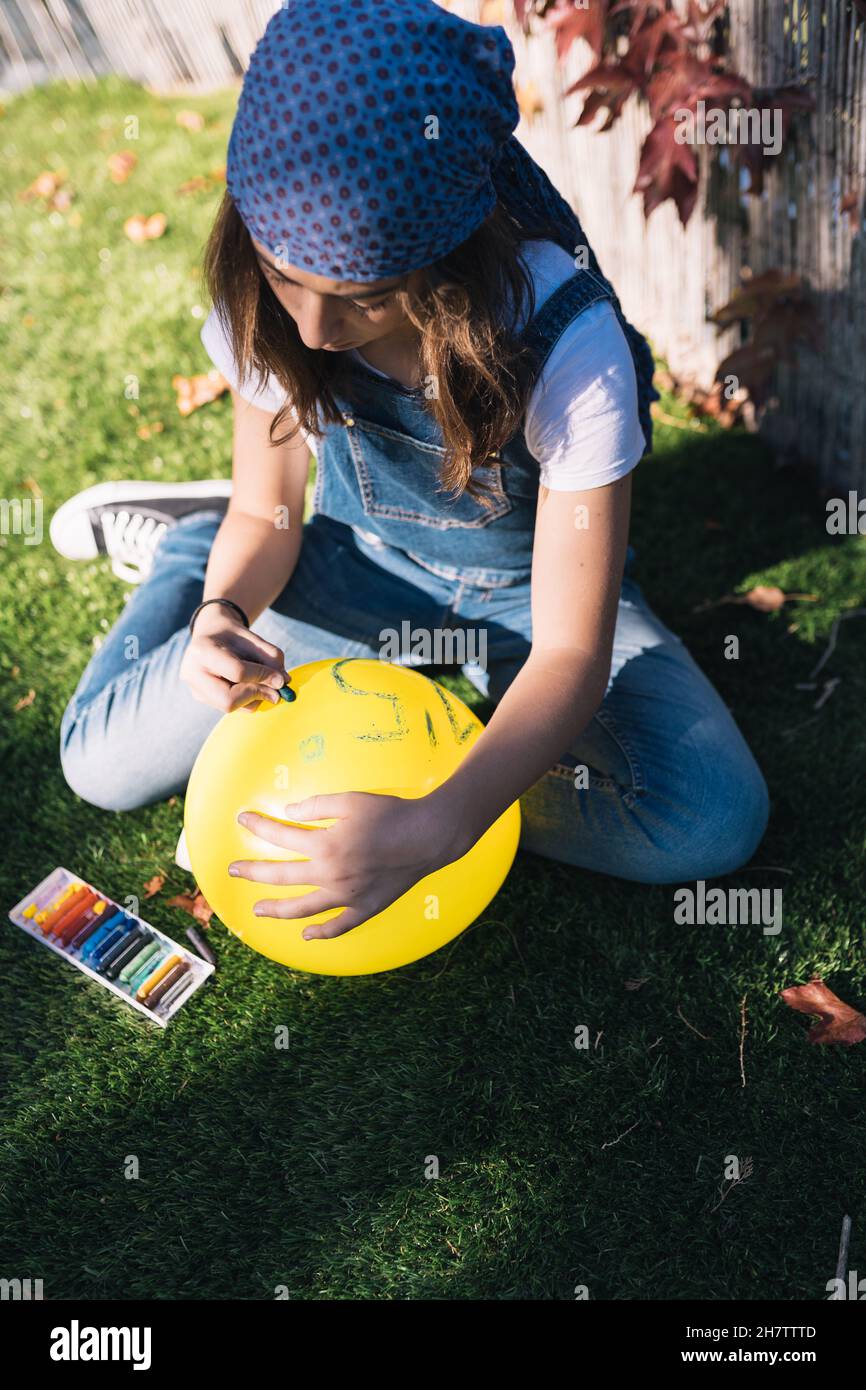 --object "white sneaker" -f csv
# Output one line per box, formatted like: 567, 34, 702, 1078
50, 480, 232, 583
